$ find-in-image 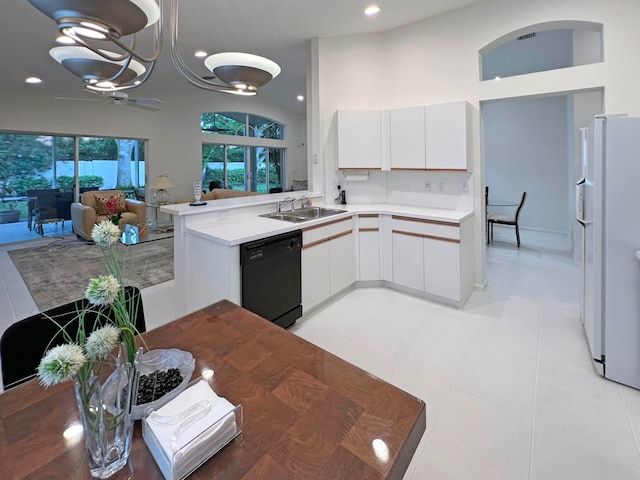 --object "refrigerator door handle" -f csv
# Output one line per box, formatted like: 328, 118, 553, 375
576, 179, 586, 225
